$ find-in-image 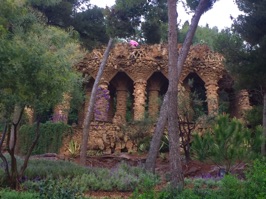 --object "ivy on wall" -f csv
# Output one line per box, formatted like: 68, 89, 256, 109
18, 122, 72, 155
